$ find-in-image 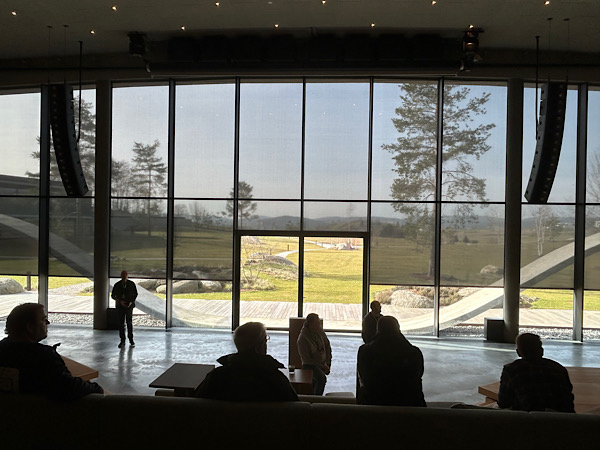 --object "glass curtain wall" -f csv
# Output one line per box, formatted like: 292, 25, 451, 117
47, 88, 96, 321
584, 87, 600, 339
111, 84, 169, 327
370, 80, 507, 337
0, 90, 40, 318
520, 86, 577, 338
